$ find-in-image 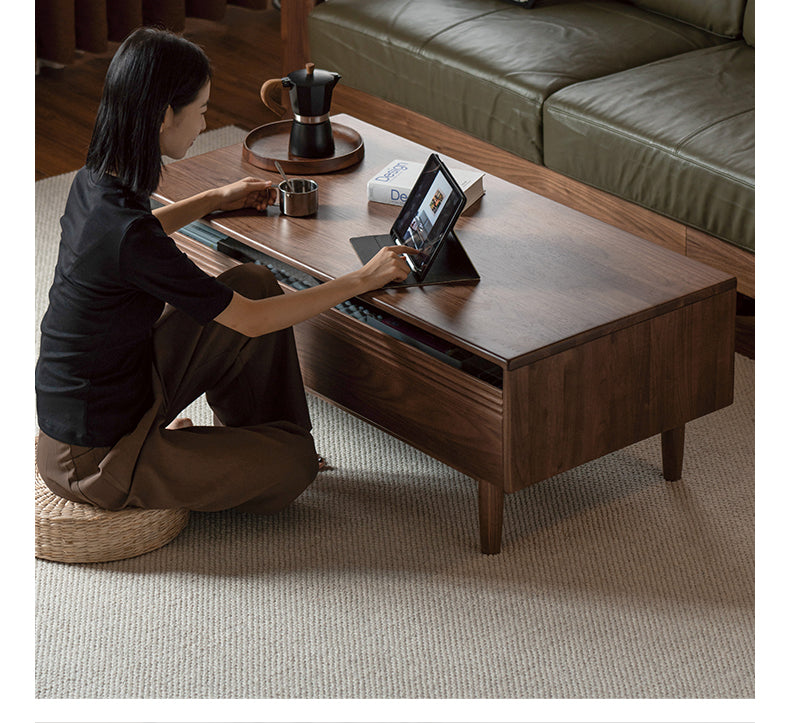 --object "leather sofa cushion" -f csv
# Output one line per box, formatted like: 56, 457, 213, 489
628, 0, 747, 38
309, 0, 729, 164
543, 42, 754, 253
